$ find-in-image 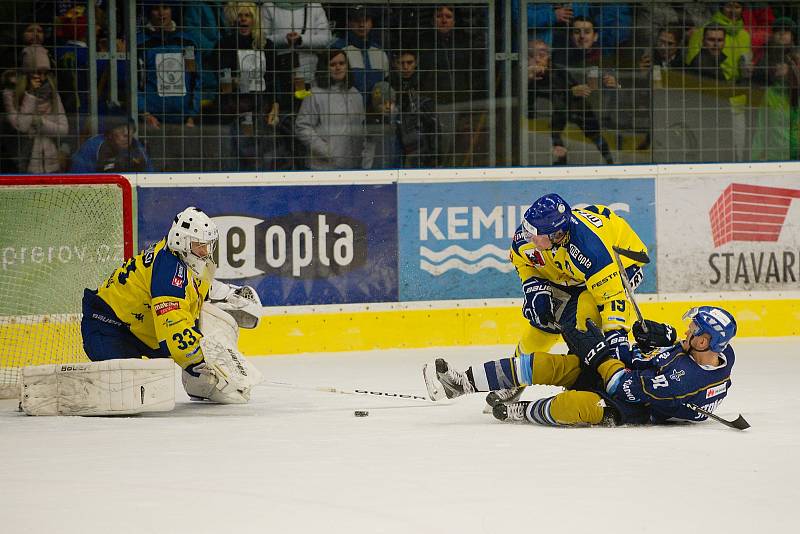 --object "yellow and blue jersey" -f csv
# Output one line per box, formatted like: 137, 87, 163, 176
85, 238, 210, 369
510, 205, 647, 331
